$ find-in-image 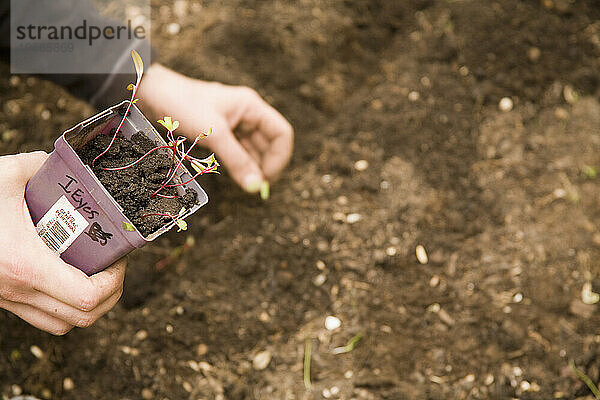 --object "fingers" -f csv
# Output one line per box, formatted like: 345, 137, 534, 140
0, 151, 49, 197
0, 299, 73, 336
23, 282, 123, 328
236, 92, 294, 182
25, 243, 127, 312
208, 128, 266, 193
